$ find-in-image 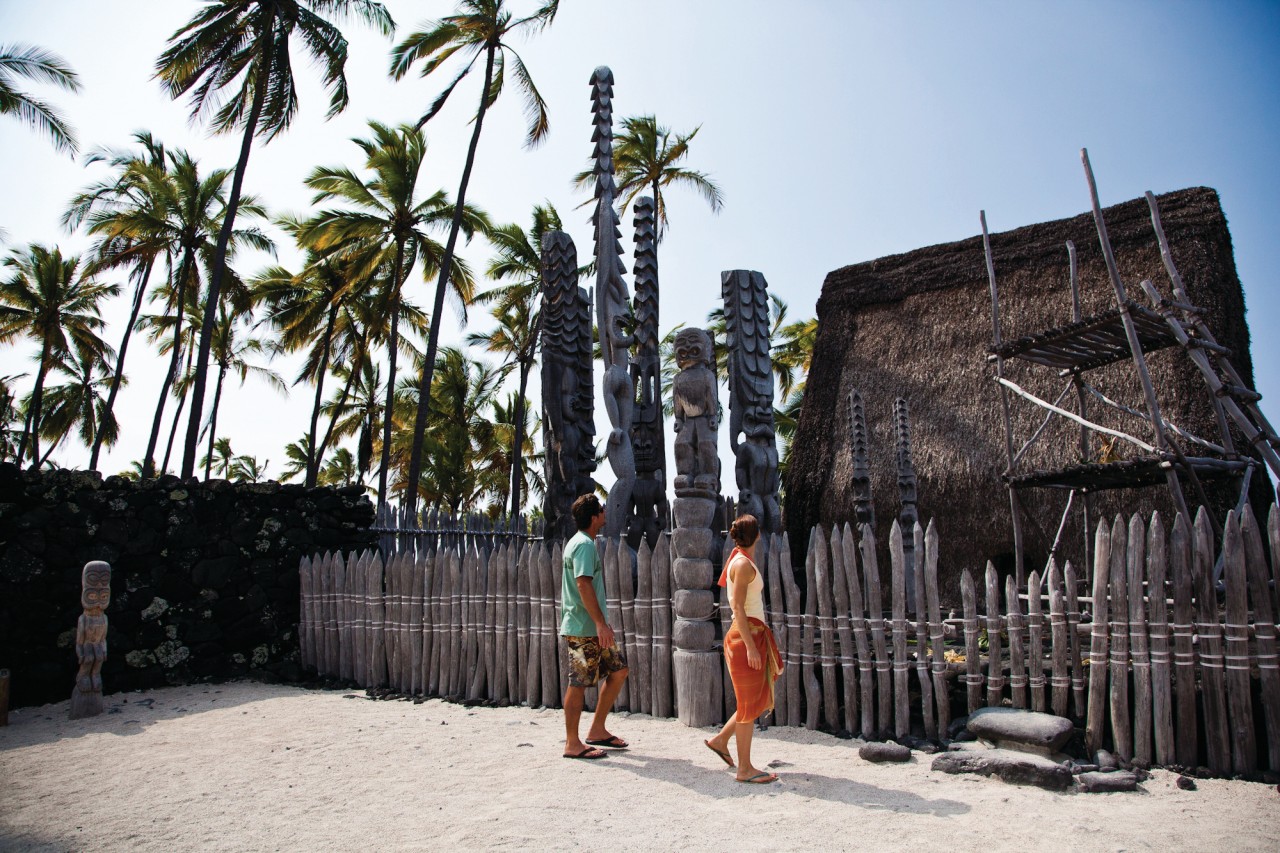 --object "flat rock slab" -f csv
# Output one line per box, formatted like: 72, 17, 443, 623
860, 742, 911, 763
967, 707, 1074, 754
1077, 771, 1138, 793
931, 748, 1073, 791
